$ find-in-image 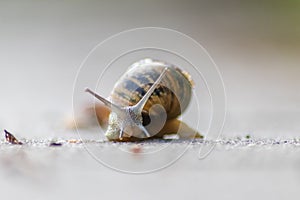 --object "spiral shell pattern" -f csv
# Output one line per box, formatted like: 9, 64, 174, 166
110, 59, 194, 120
